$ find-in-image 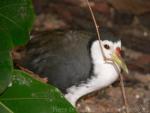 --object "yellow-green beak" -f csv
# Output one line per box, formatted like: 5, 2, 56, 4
112, 52, 129, 74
